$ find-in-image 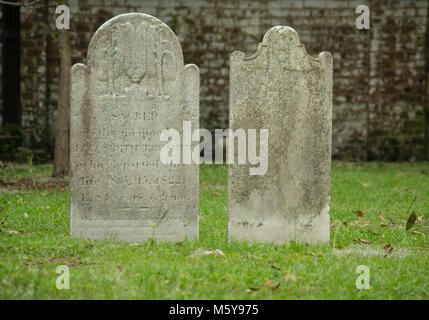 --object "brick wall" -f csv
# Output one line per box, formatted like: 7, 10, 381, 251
0, 0, 428, 160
